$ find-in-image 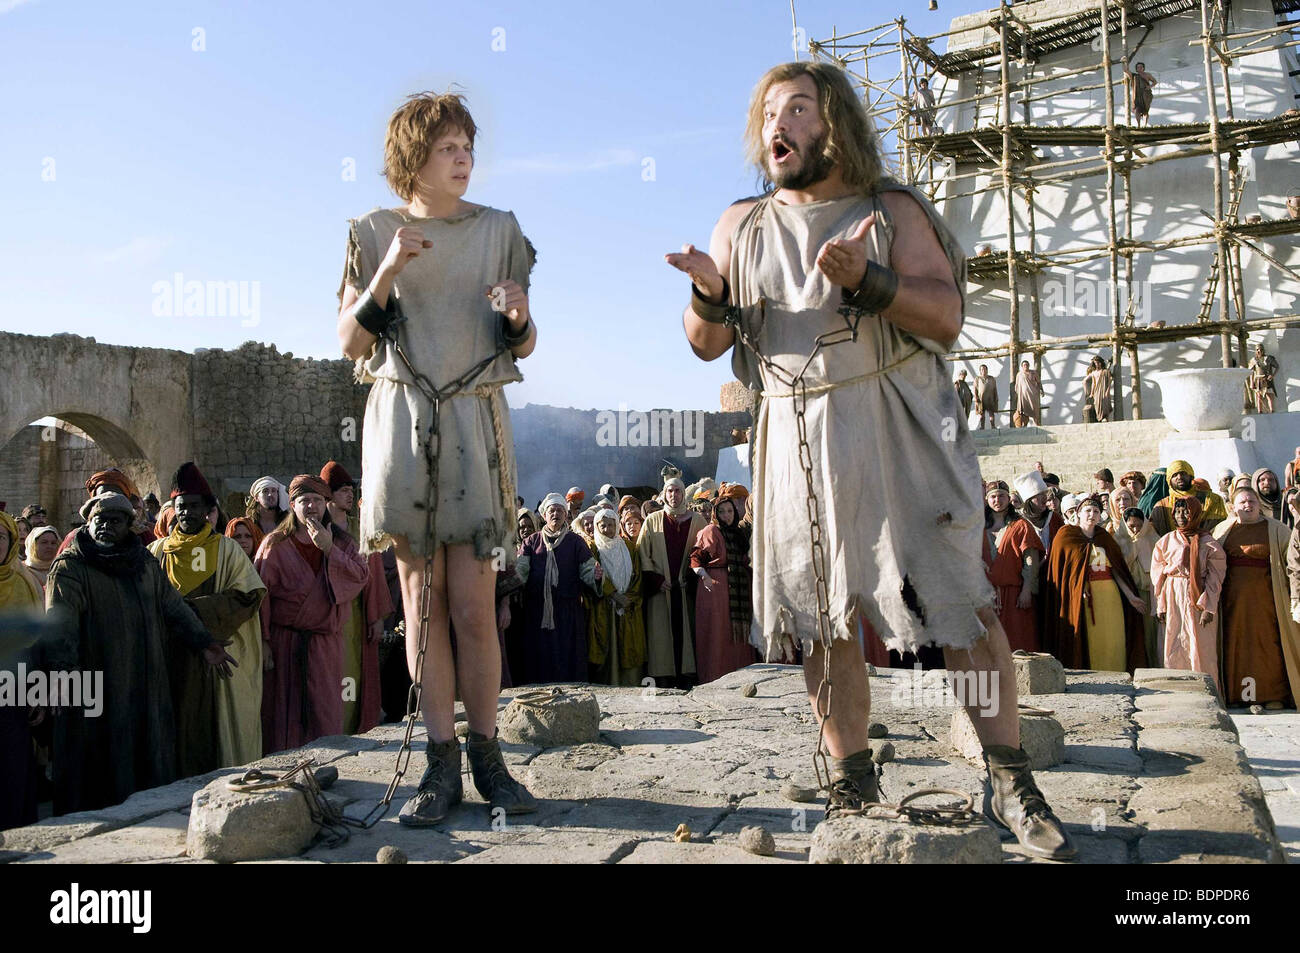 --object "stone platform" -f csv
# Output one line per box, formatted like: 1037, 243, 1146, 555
0, 665, 1286, 864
